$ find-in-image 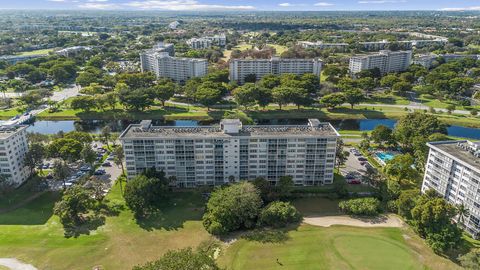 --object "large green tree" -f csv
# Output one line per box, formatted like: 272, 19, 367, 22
202, 182, 262, 235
